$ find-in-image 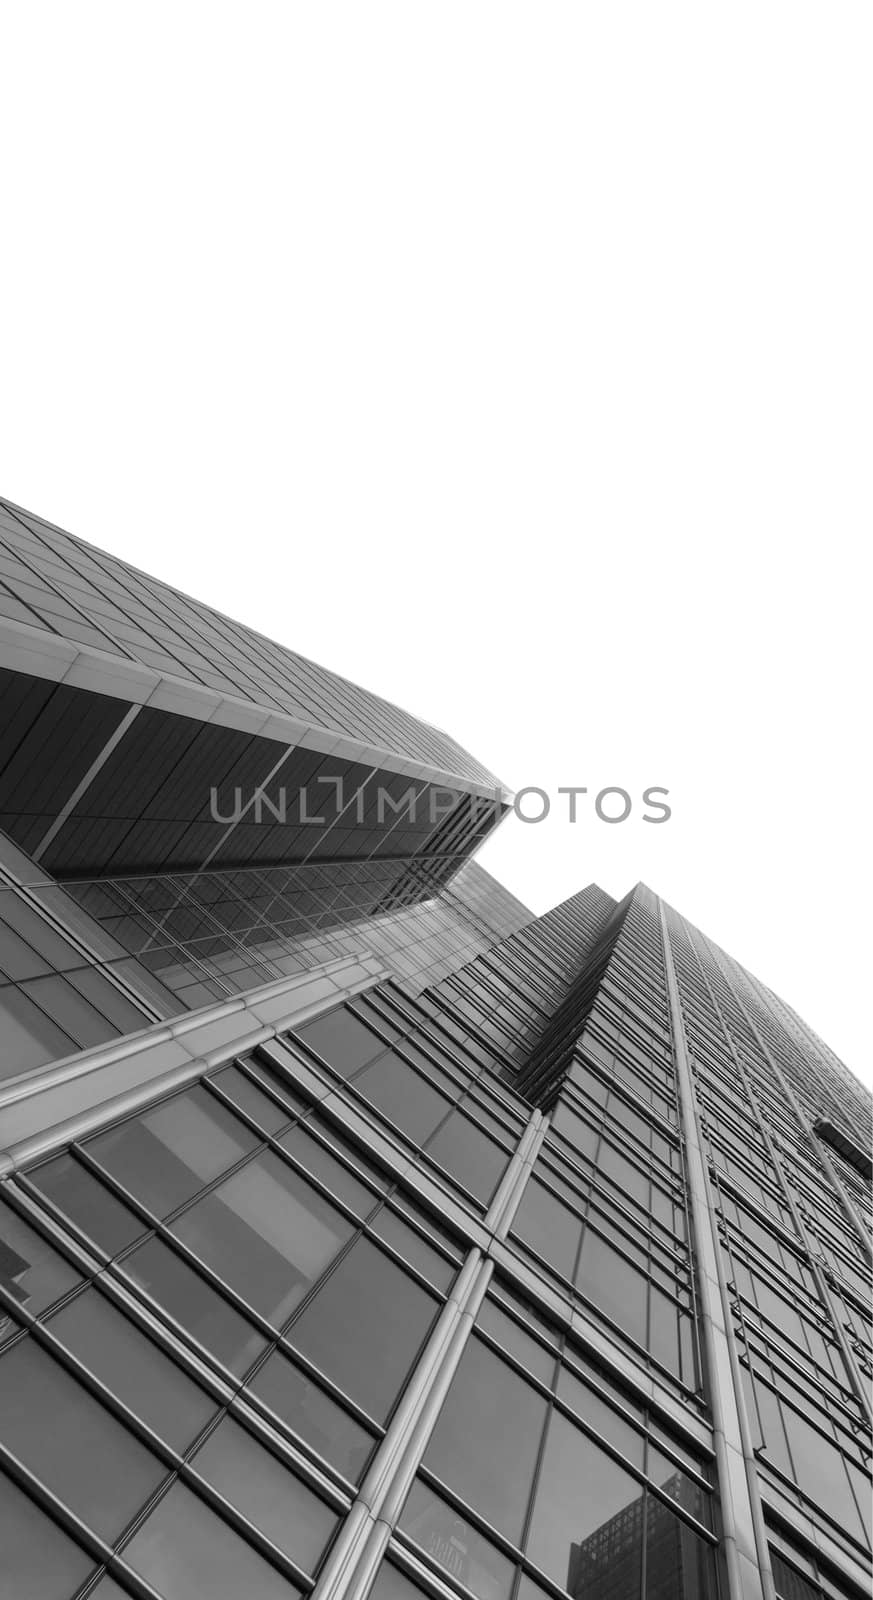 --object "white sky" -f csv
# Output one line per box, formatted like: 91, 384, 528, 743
1, 6, 870, 1087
